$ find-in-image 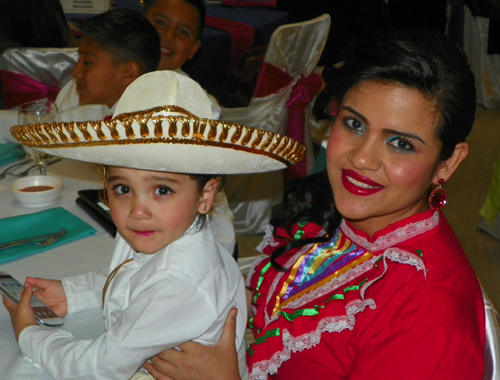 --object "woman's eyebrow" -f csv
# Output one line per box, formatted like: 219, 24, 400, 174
341, 106, 368, 124
383, 129, 426, 145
